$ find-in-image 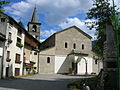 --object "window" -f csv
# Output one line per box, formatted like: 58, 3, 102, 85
15, 54, 21, 63
6, 51, 11, 62
32, 25, 37, 32
6, 51, 10, 60
8, 32, 12, 40
95, 60, 97, 64
17, 37, 21, 44
15, 68, 20, 76
82, 44, 84, 50
16, 37, 23, 48
65, 42, 68, 48
1, 18, 5, 22
73, 43, 76, 49
35, 36, 38, 39
17, 29, 22, 37
9, 21, 13, 26
23, 57, 26, 62
34, 52, 37, 55
47, 57, 50, 63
